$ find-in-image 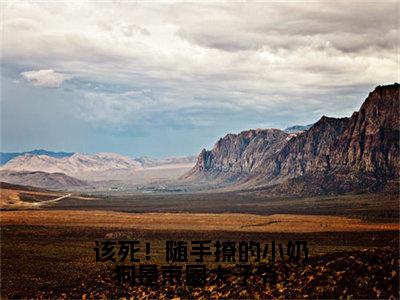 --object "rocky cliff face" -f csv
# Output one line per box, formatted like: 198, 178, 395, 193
184, 84, 399, 194
184, 128, 289, 183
